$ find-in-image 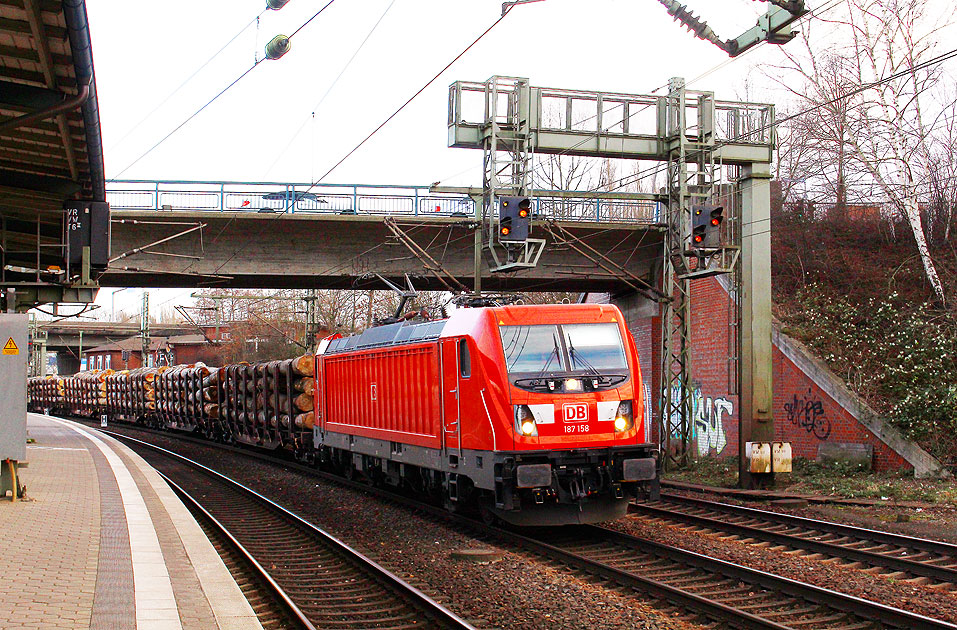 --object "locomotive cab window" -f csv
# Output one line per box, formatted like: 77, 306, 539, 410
563, 323, 627, 370
459, 339, 471, 378
500, 323, 627, 375
500, 324, 566, 373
